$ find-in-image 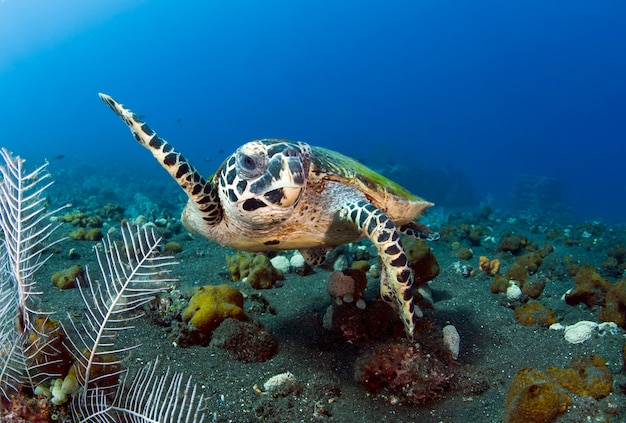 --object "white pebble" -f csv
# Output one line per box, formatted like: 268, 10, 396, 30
506, 281, 522, 300
442, 325, 460, 360
270, 255, 291, 273
263, 371, 296, 392
563, 320, 597, 344
333, 255, 349, 271
289, 252, 305, 270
